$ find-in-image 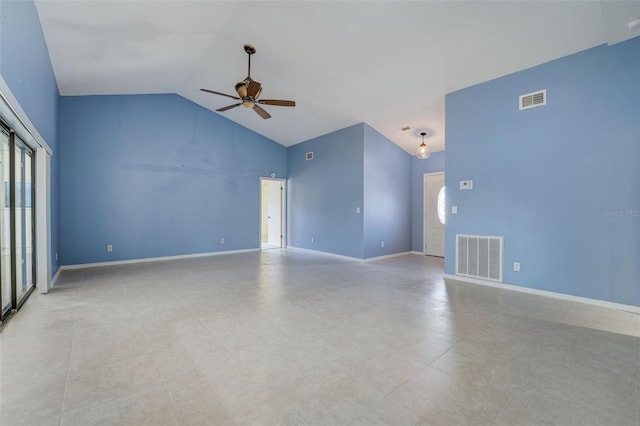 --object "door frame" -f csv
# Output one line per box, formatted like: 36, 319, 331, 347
259, 177, 286, 249
423, 172, 445, 256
